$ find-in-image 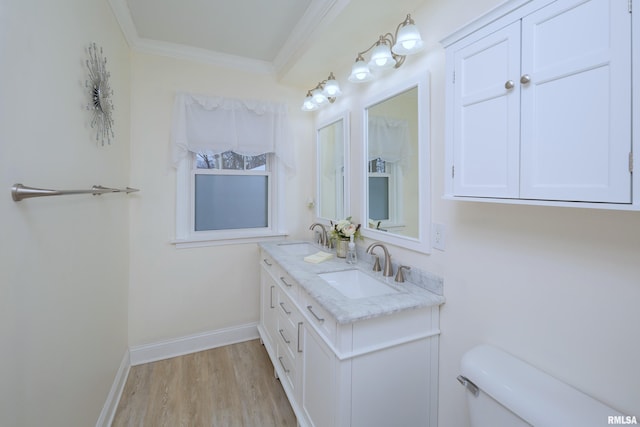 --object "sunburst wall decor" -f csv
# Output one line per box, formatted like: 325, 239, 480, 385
86, 42, 114, 145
